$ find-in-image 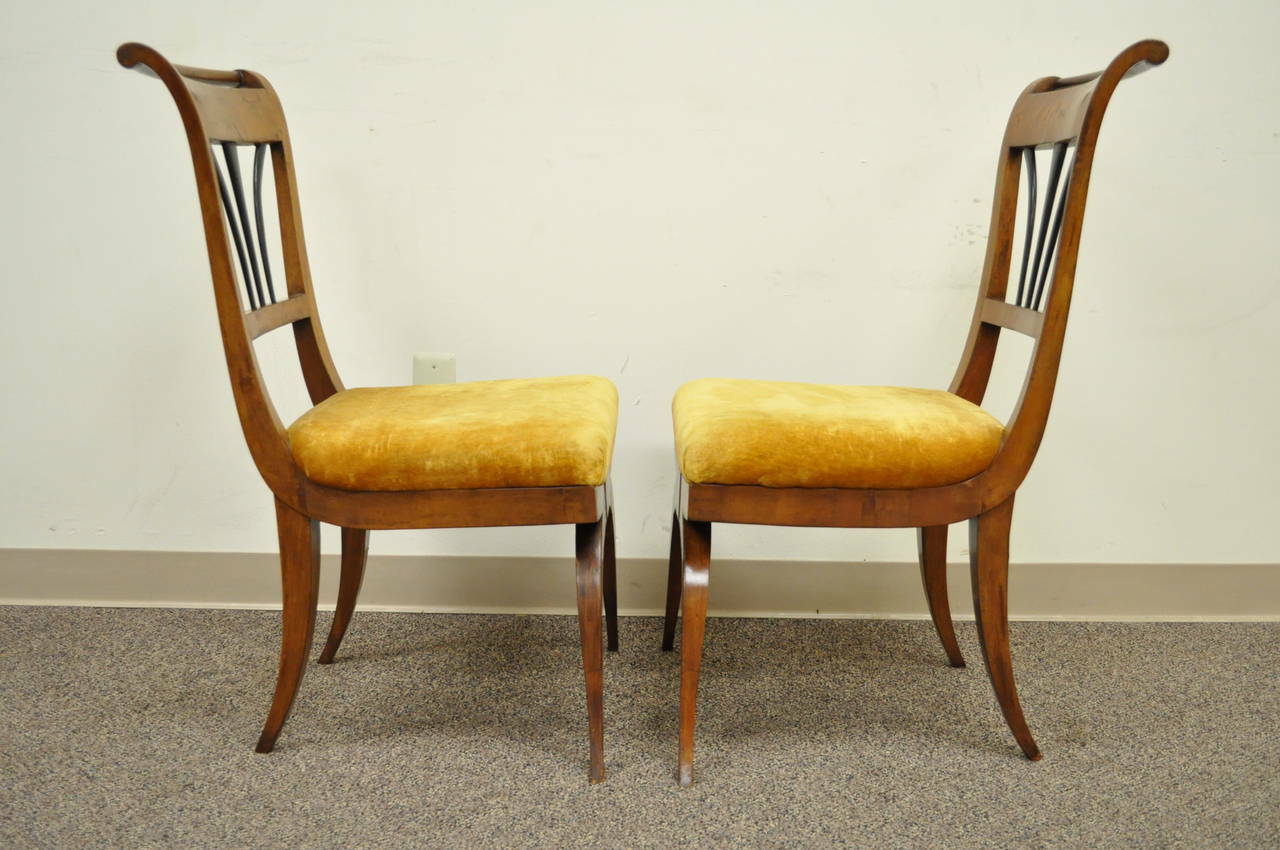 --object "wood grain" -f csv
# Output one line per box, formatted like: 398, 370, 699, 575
316, 527, 368, 665
918, 525, 965, 668
980, 297, 1044, 338
244, 294, 310, 339
575, 520, 607, 783
969, 497, 1041, 760
602, 505, 619, 653
677, 519, 711, 787
661, 509, 683, 652
255, 498, 320, 753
